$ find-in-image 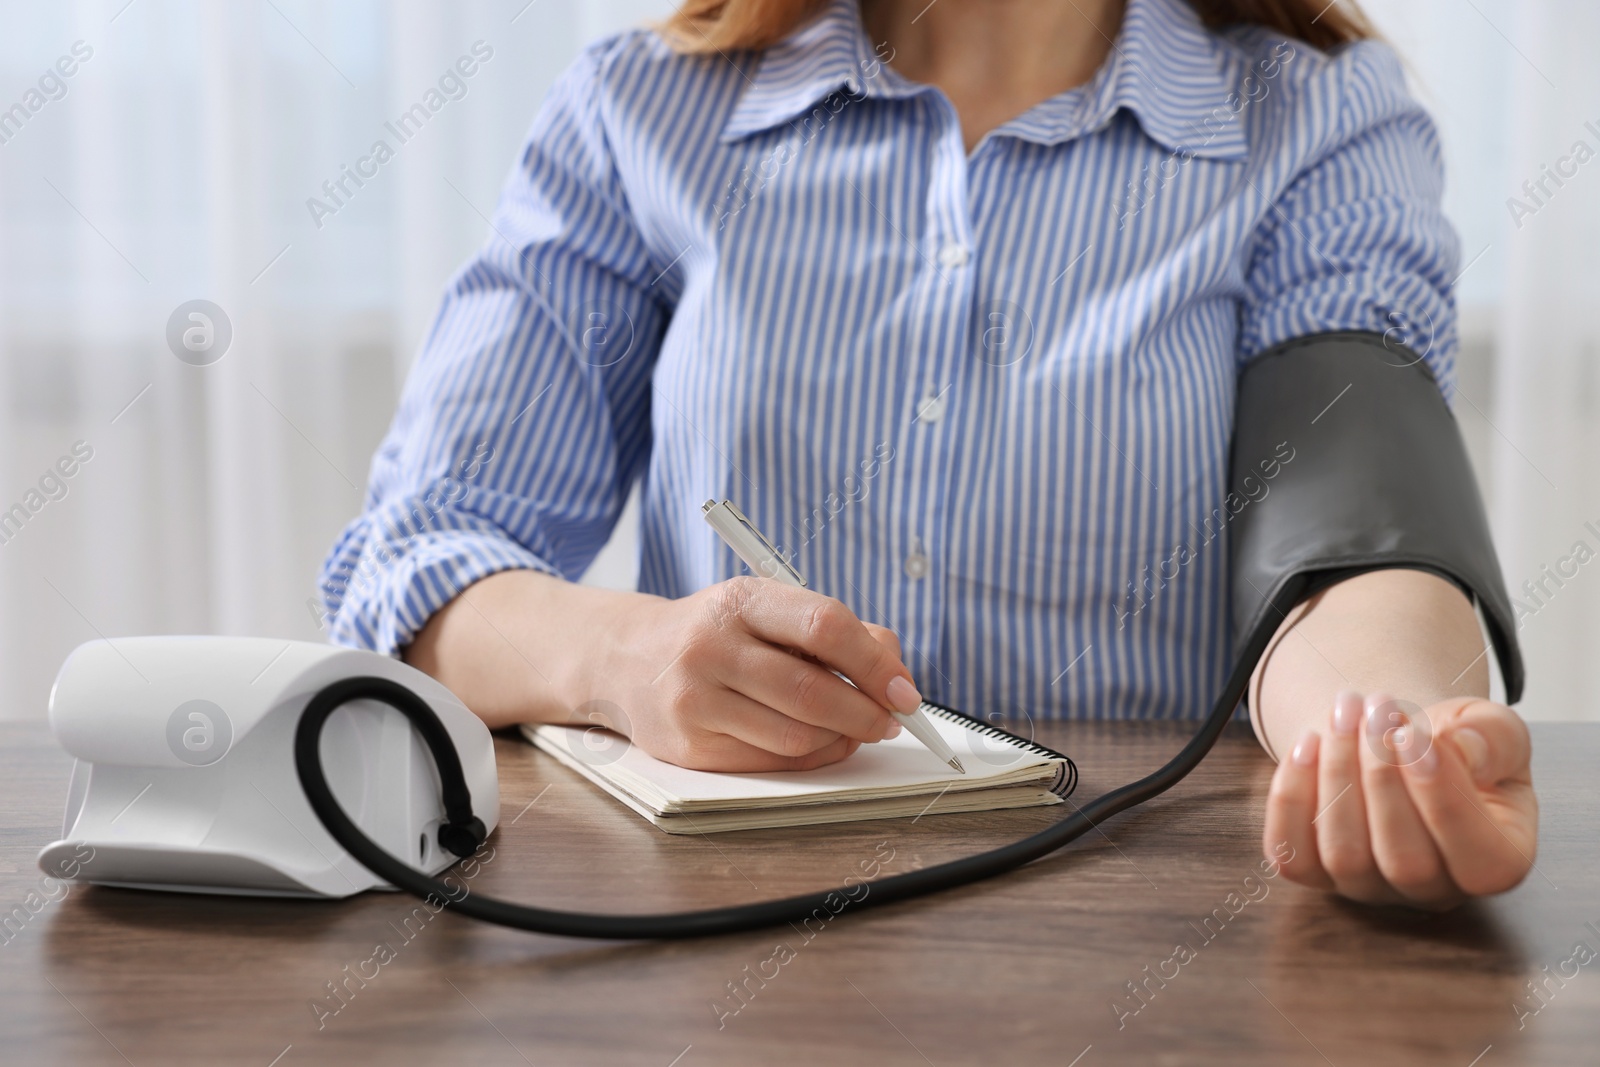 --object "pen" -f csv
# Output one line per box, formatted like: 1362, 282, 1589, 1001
702, 499, 966, 774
